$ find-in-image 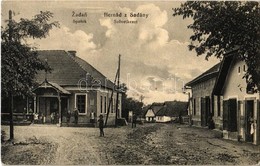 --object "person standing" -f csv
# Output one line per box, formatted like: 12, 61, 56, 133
90, 110, 95, 126
66, 109, 71, 126
74, 107, 79, 125
34, 112, 39, 124
51, 112, 55, 124
98, 115, 104, 137
207, 113, 215, 129
132, 114, 137, 128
